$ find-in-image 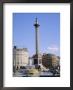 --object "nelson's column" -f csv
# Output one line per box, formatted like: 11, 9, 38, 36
33, 18, 40, 67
